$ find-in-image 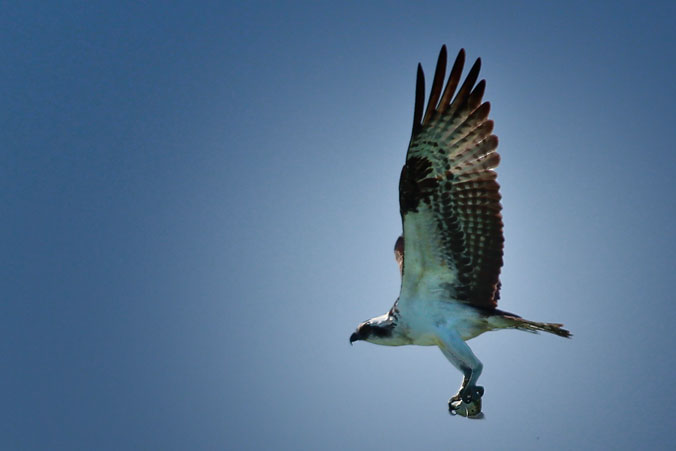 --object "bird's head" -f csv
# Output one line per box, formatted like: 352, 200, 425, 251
350, 314, 397, 345
349, 321, 374, 345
